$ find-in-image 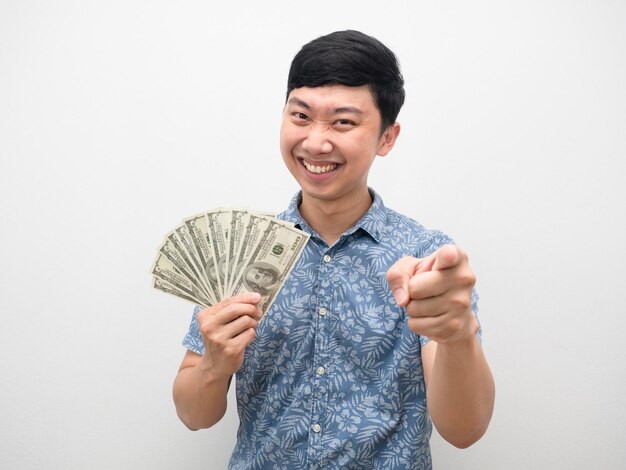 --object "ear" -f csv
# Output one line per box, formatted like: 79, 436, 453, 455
376, 122, 401, 156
